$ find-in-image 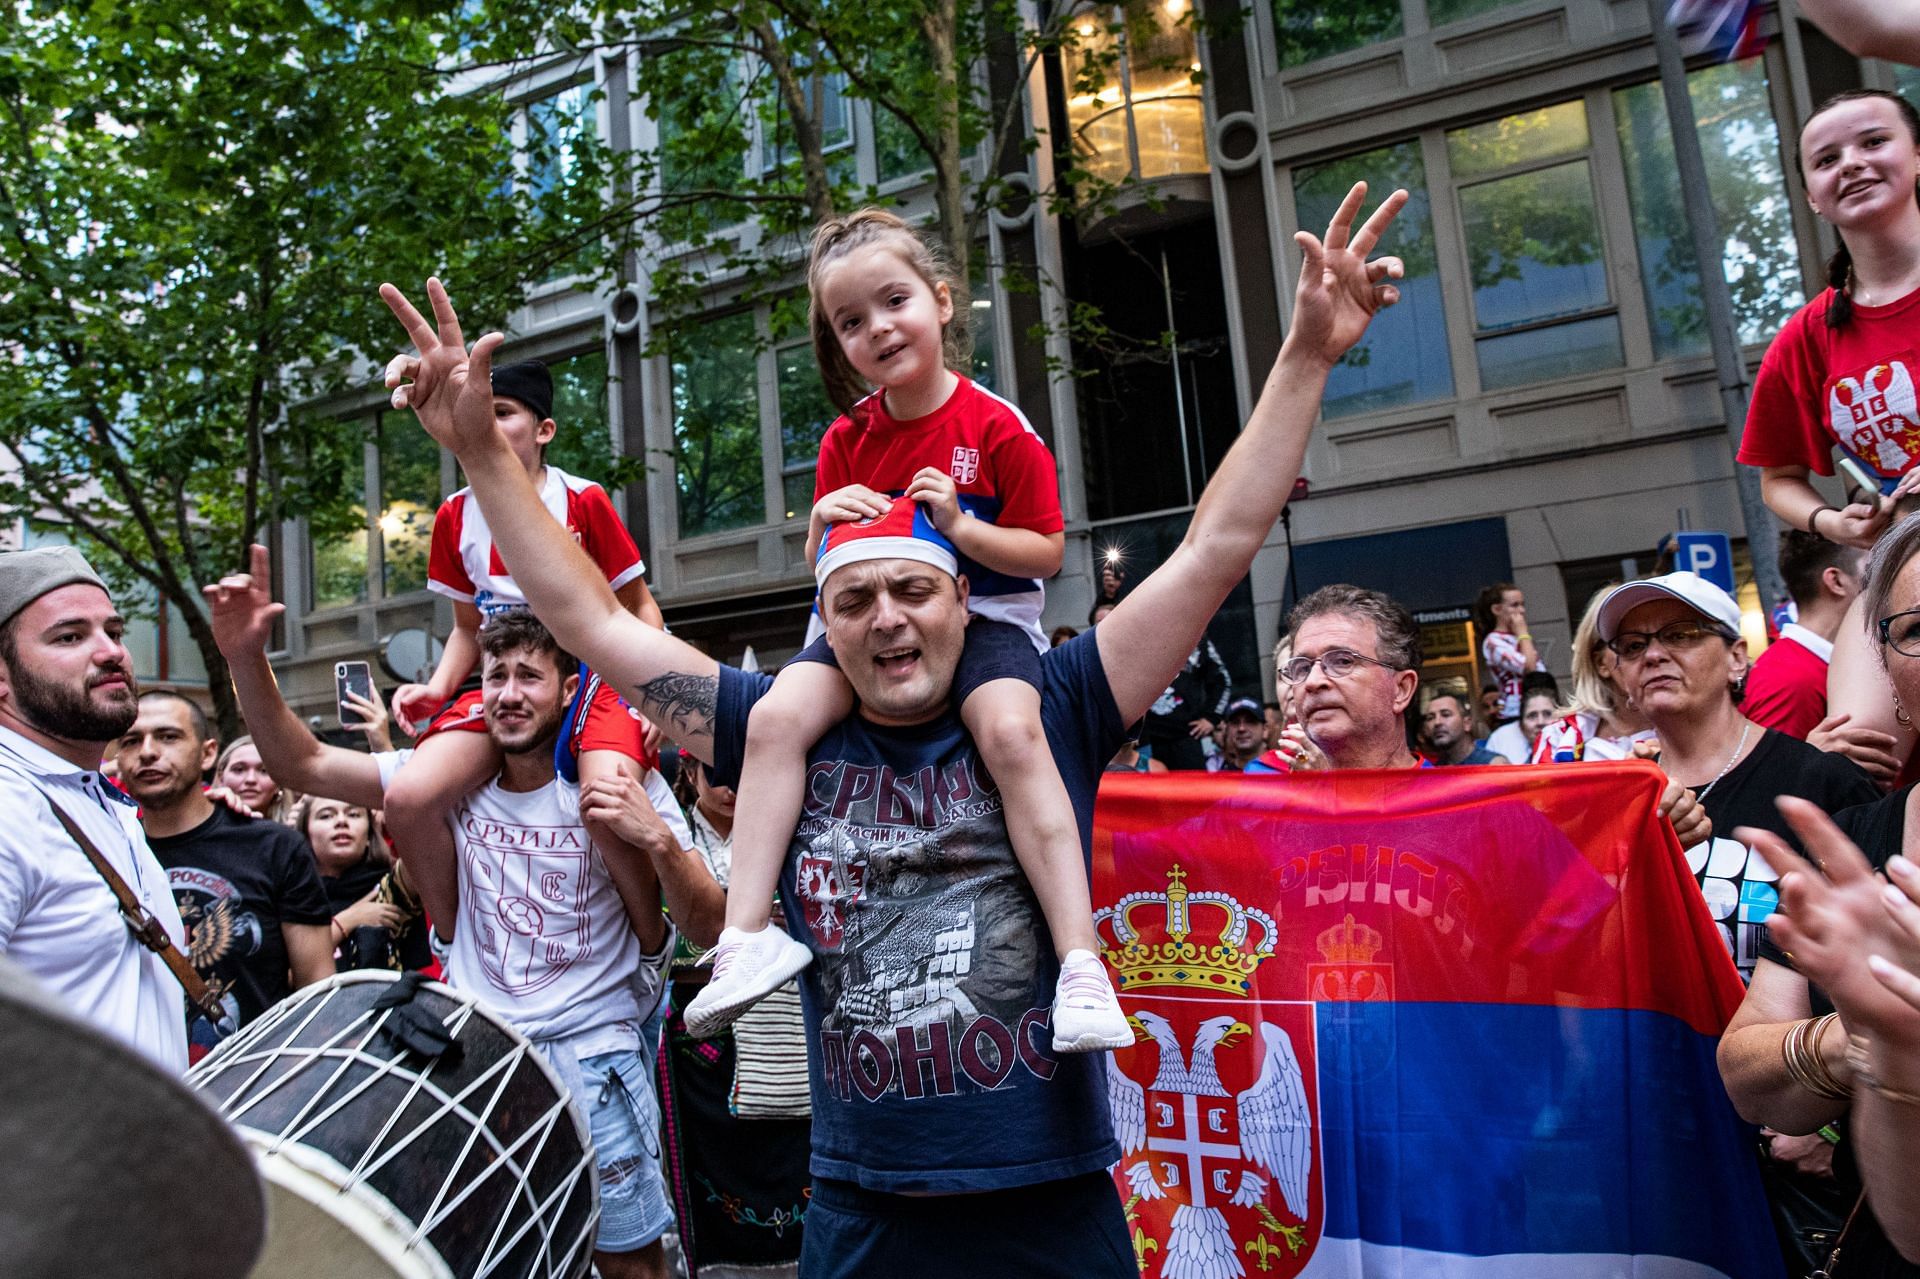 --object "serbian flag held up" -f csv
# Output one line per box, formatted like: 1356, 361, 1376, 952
1092, 761, 1783, 1279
